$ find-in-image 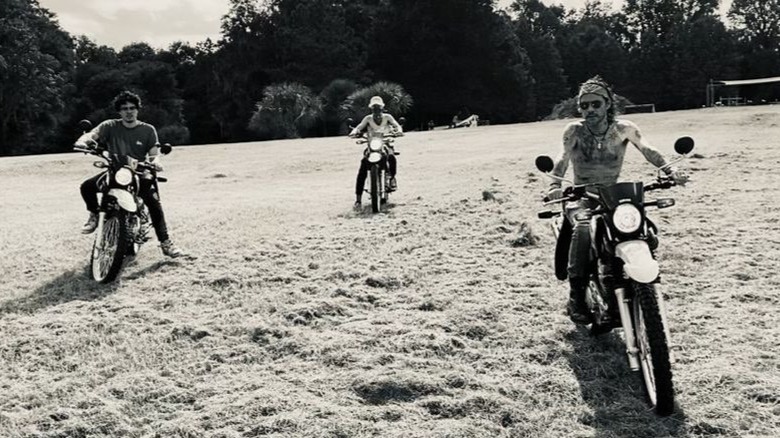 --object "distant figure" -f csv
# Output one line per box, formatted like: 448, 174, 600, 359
427, 120, 435, 131
454, 114, 479, 128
